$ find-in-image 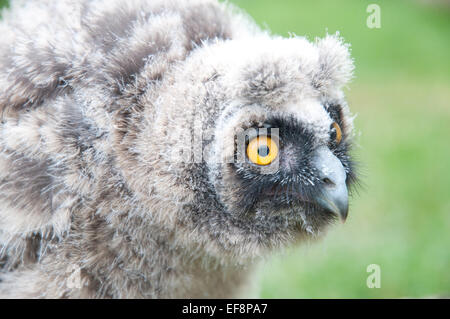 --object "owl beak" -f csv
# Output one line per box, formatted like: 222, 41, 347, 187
311, 146, 349, 222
